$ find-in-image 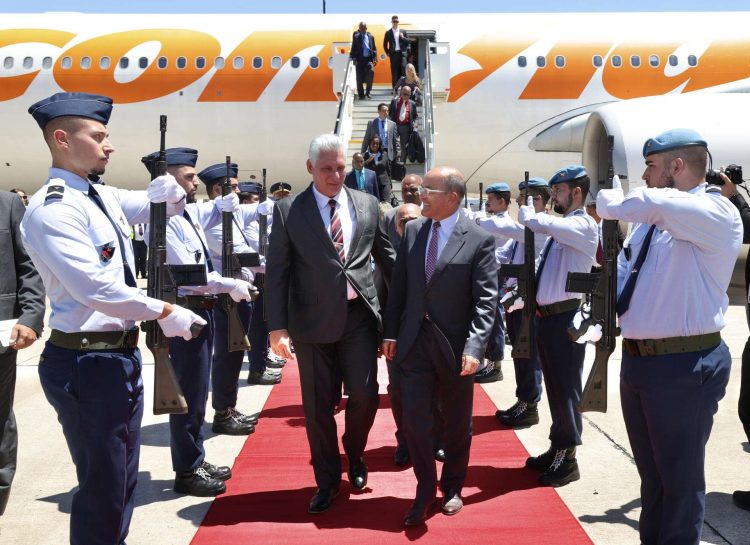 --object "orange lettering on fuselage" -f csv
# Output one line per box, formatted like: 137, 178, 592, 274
53, 29, 220, 103
0, 29, 76, 101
